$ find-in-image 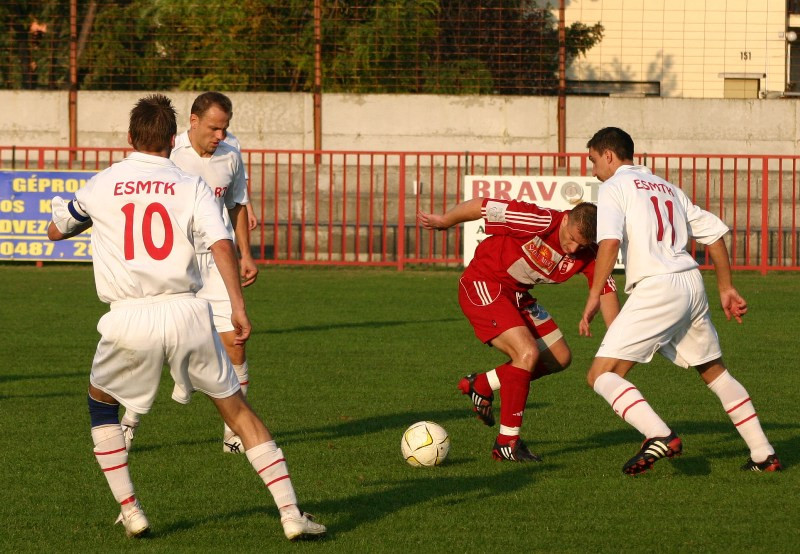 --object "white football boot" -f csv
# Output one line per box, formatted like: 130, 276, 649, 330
280, 511, 326, 541
120, 416, 139, 451
114, 499, 150, 538
222, 433, 244, 454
